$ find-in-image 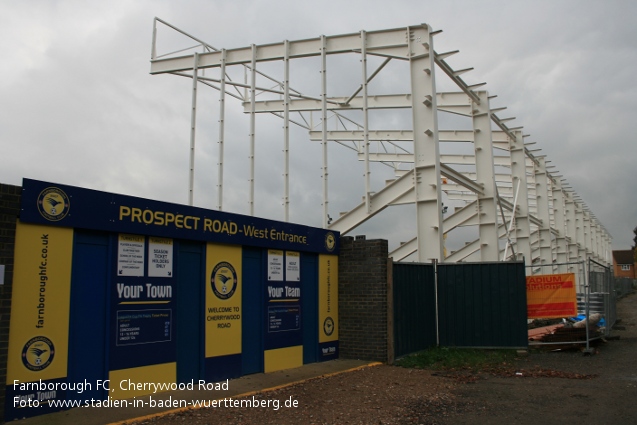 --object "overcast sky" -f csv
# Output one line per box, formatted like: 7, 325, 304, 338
2, 0, 636, 252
